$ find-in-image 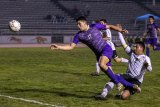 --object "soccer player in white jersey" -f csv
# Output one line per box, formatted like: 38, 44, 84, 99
95, 32, 152, 100
91, 19, 128, 76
